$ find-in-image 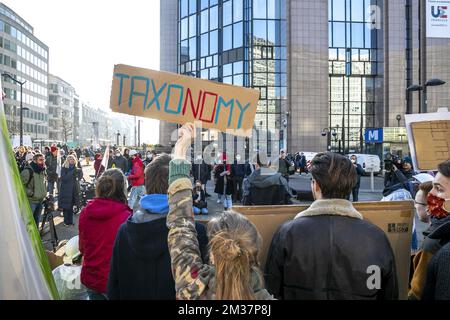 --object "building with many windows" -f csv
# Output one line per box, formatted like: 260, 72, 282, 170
48, 74, 77, 143
0, 2, 49, 143
78, 103, 135, 148
159, 0, 450, 158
